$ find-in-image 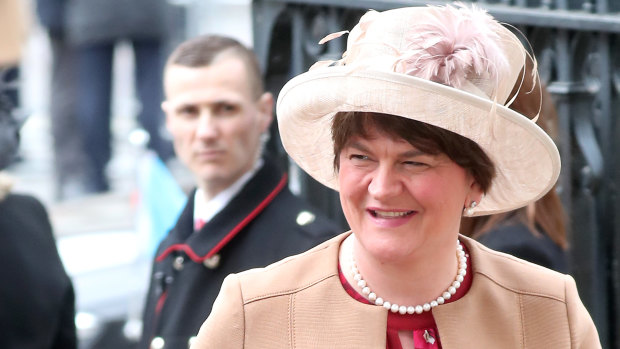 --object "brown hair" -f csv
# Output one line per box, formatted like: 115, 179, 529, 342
460, 60, 568, 250
331, 111, 496, 193
165, 35, 264, 99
